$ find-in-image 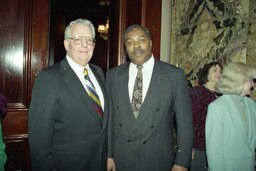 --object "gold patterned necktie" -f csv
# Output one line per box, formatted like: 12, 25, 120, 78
131, 65, 143, 119
83, 68, 104, 121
